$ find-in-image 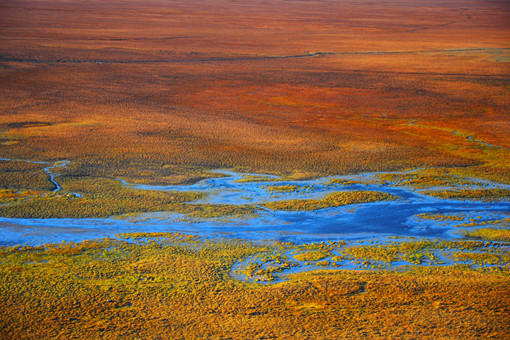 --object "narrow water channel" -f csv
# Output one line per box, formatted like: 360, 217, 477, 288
0, 160, 508, 246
